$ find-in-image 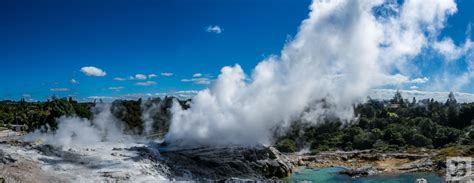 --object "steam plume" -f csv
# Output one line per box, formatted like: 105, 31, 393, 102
24, 104, 133, 149
165, 0, 458, 146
